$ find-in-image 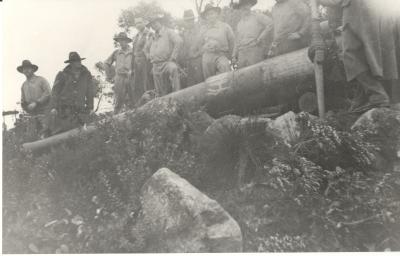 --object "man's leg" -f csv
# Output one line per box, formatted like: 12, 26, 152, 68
166, 61, 181, 92
202, 53, 217, 79
152, 66, 164, 97
353, 71, 390, 111
215, 55, 231, 74
113, 75, 127, 113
